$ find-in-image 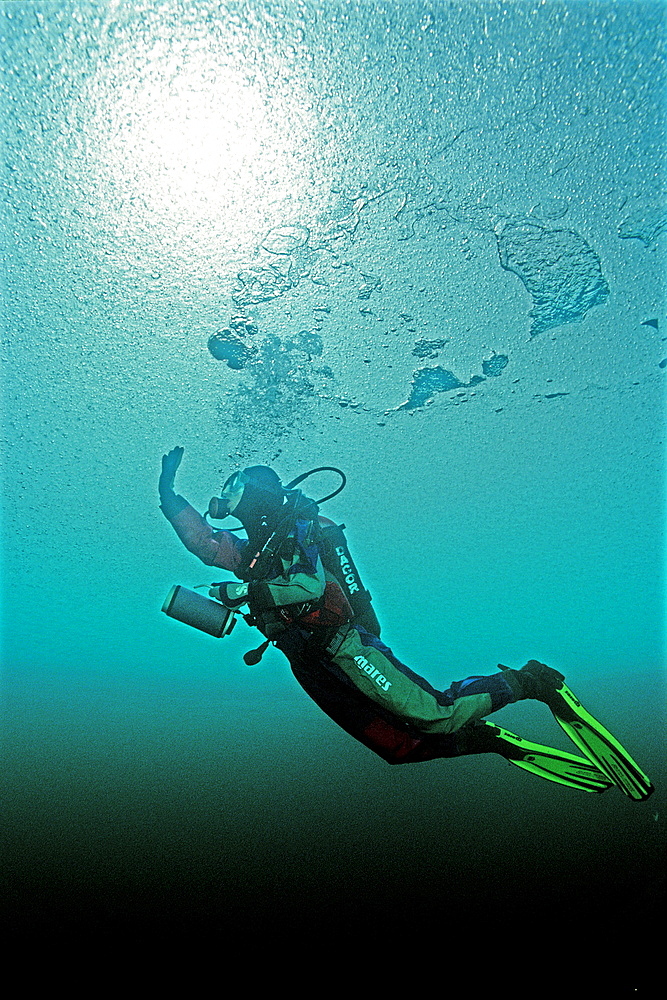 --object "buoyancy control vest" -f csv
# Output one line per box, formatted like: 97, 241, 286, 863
318, 520, 381, 638
235, 486, 381, 639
